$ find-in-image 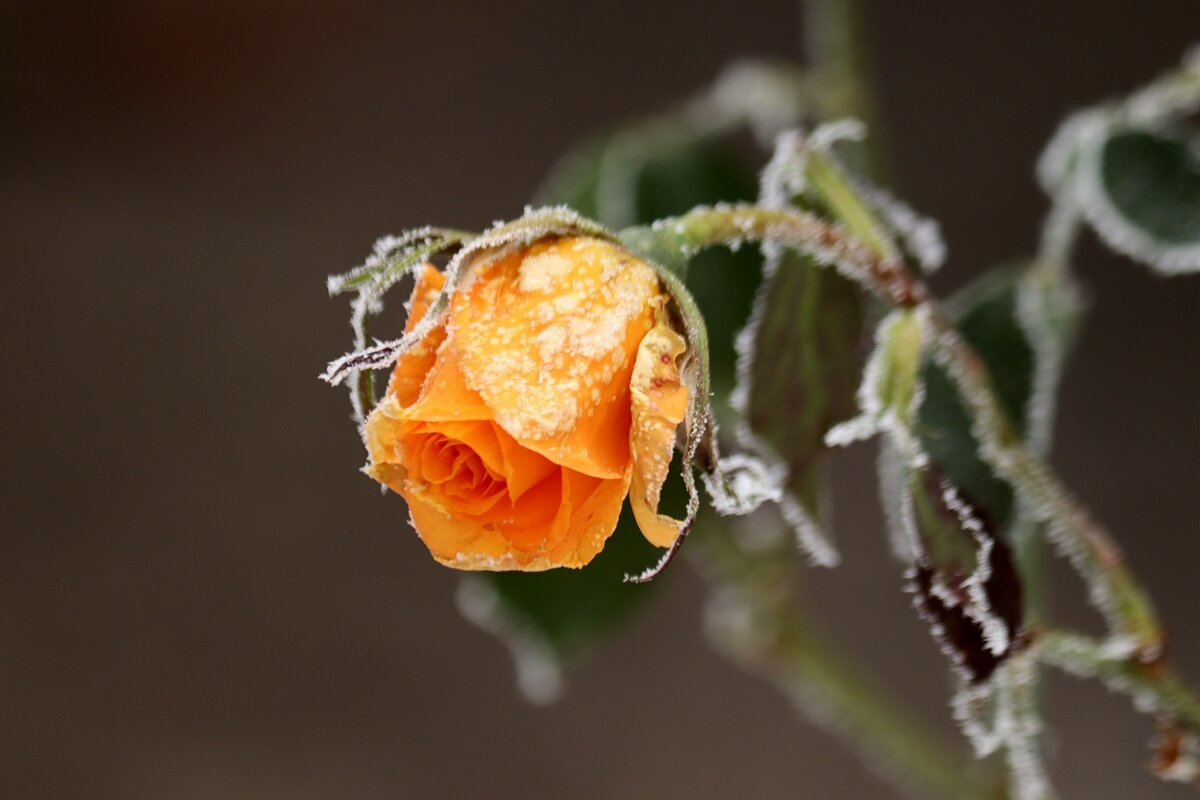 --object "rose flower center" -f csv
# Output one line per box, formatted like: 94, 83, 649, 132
409, 431, 507, 516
